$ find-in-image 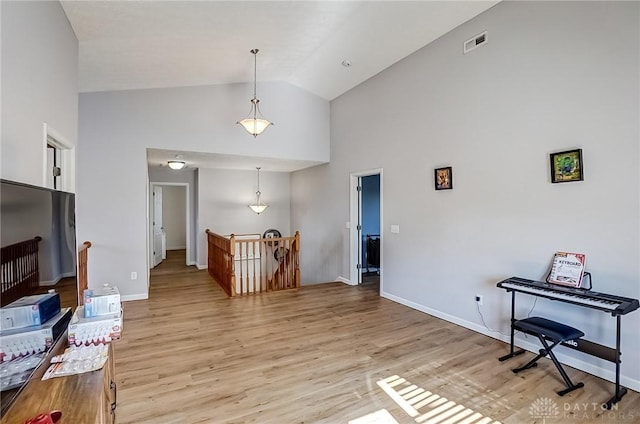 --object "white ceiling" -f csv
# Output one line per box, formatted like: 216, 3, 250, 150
147, 149, 325, 173
61, 0, 499, 171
